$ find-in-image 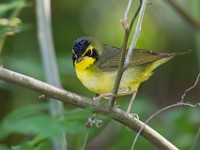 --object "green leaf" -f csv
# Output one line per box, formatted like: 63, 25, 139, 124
0, 0, 28, 17
0, 24, 32, 36
0, 104, 90, 141
0, 104, 48, 140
